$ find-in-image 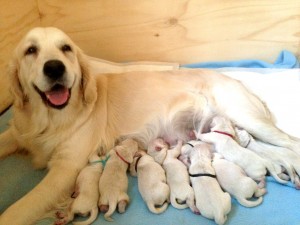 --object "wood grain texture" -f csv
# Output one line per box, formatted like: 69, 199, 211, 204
0, 0, 299, 113
0, 0, 40, 112
37, 0, 300, 63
